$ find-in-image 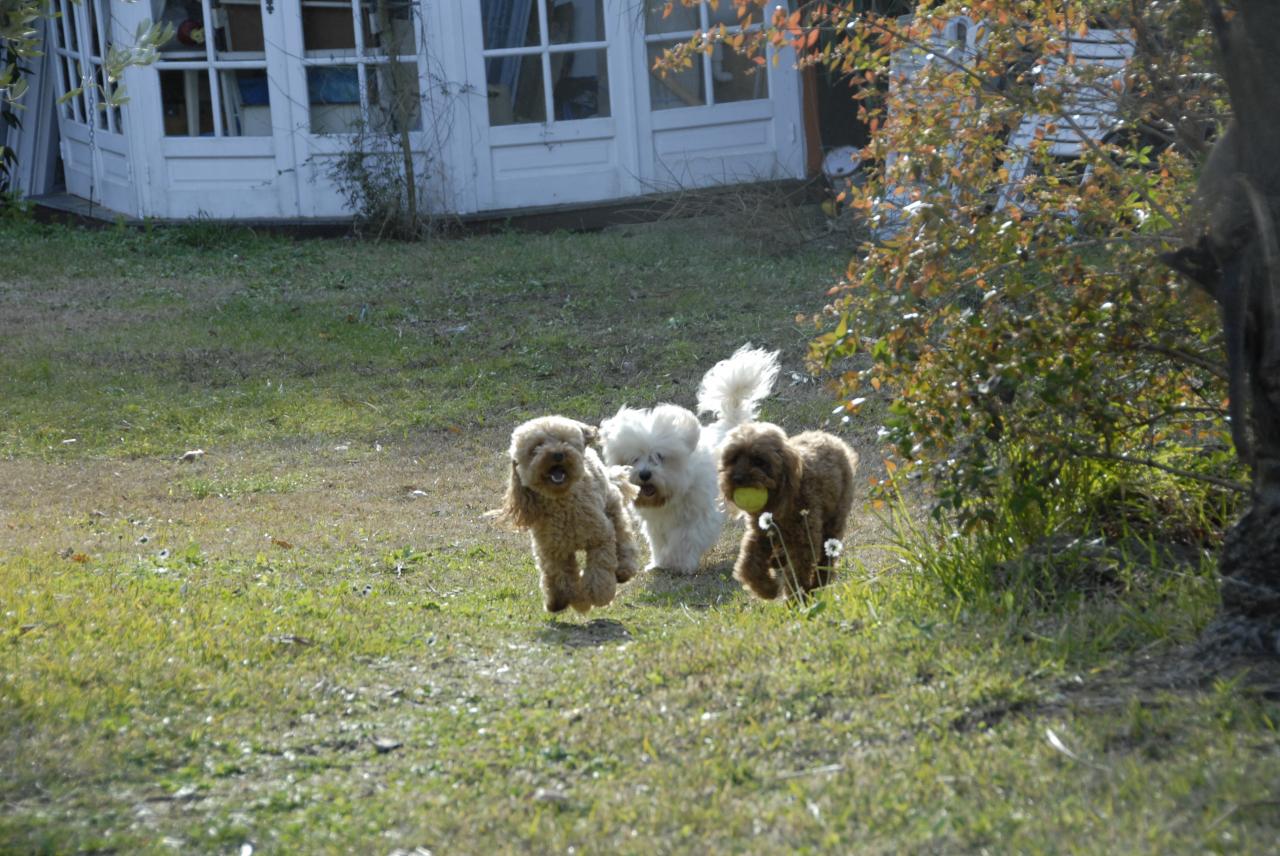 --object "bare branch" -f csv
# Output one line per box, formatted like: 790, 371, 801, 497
1075, 449, 1249, 494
